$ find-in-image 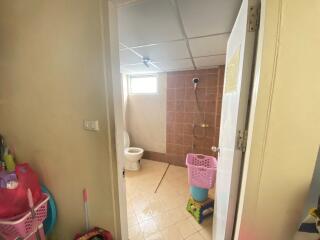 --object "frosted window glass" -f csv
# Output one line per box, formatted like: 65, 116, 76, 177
129, 76, 158, 94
